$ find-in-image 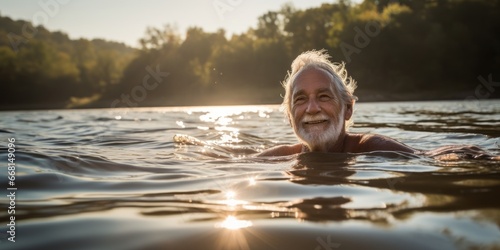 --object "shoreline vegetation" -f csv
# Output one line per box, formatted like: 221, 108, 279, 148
1, 0, 499, 111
